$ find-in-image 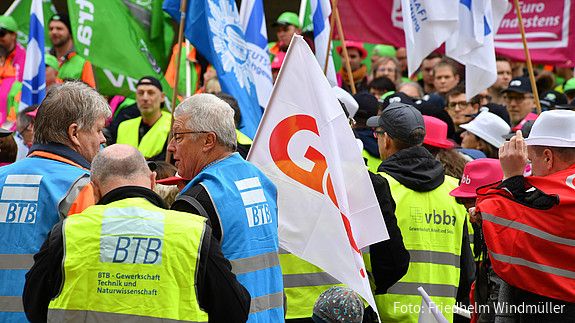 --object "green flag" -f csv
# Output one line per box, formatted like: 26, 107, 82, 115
67, 0, 174, 99
301, 0, 313, 33
4, 0, 57, 46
